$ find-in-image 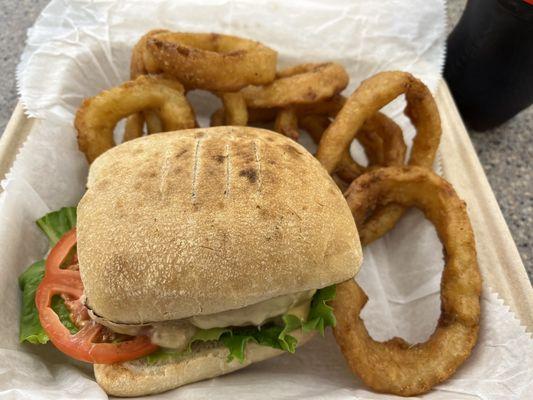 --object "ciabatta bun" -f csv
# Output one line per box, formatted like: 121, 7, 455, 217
77, 127, 361, 324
